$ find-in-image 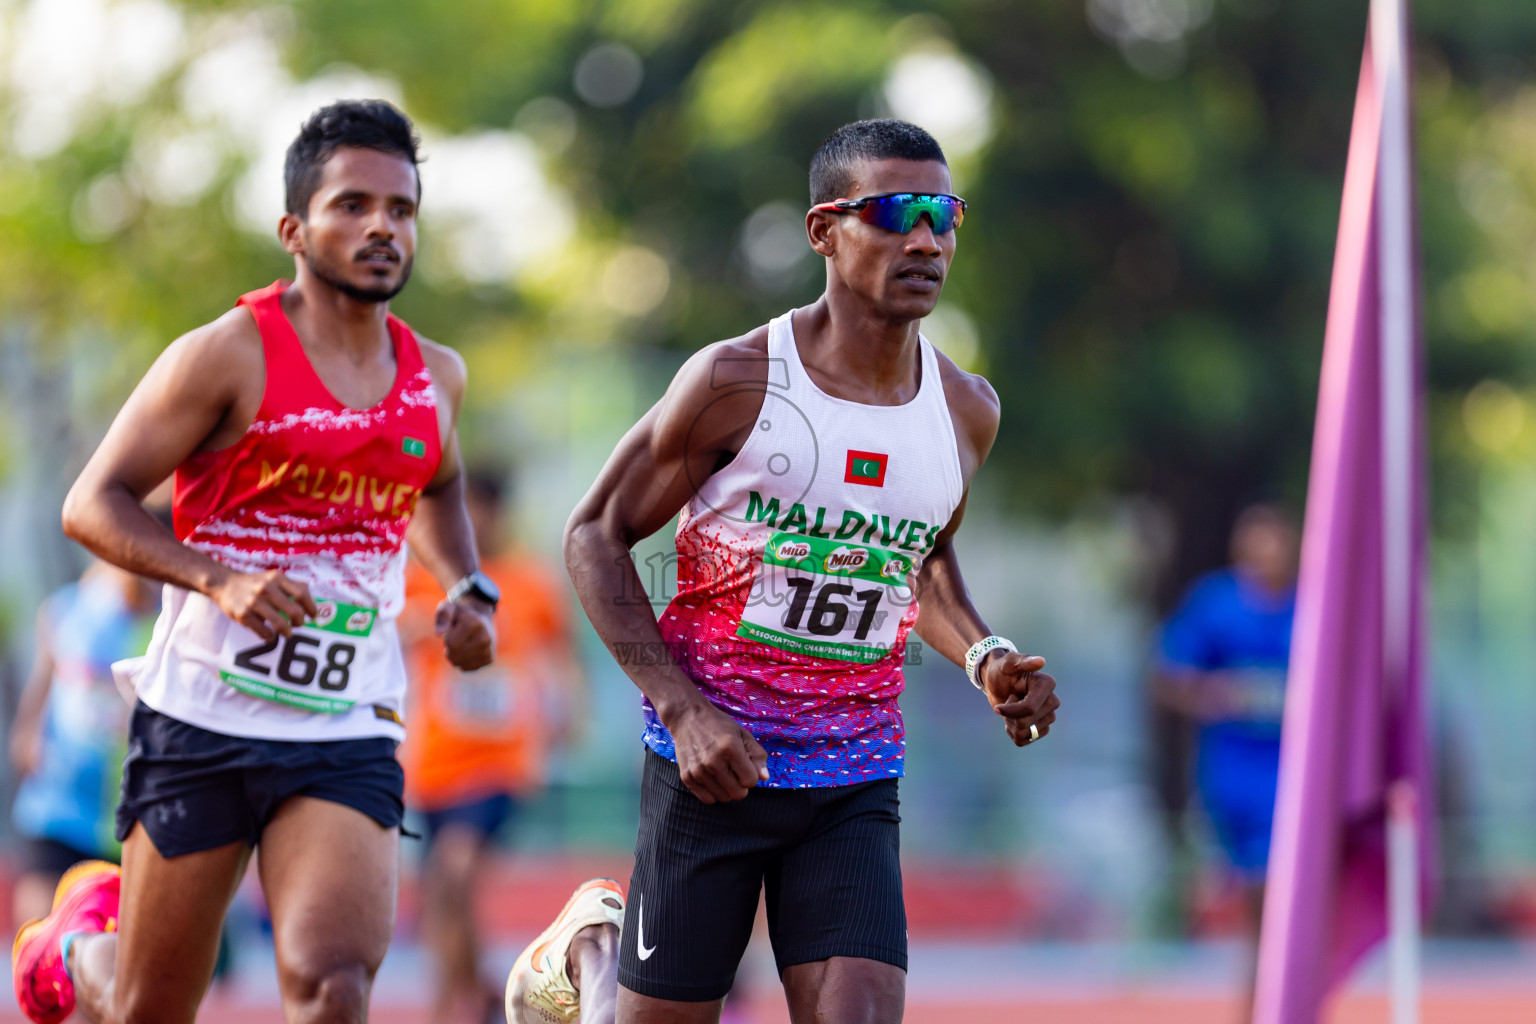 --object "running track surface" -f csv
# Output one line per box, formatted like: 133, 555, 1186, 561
4, 853, 1533, 1023
6, 938, 1535, 1024
0, 992, 1533, 1023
